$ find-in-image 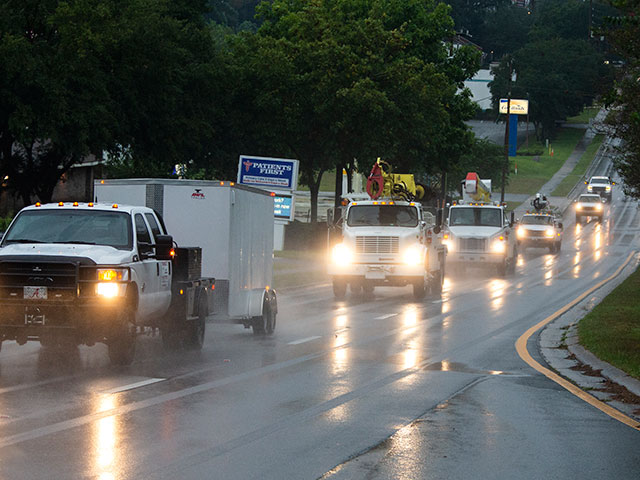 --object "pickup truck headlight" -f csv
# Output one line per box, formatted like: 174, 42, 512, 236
96, 268, 129, 298
575, 204, 583, 211
605, 185, 611, 191
491, 237, 507, 254
545, 227, 555, 237
595, 203, 603, 211
516, 226, 526, 238
402, 245, 423, 266
331, 243, 353, 265
587, 185, 593, 192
